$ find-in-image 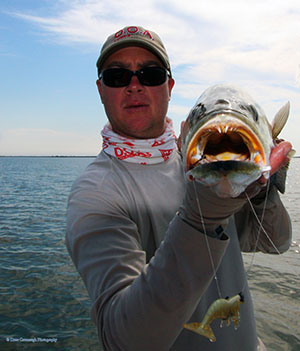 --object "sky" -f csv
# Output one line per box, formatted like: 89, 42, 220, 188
1, 0, 300, 156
